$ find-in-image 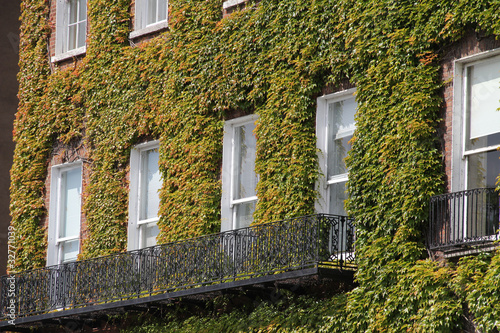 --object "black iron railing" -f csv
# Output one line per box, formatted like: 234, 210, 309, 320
0, 214, 355, 320
428, 188, 500, 250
